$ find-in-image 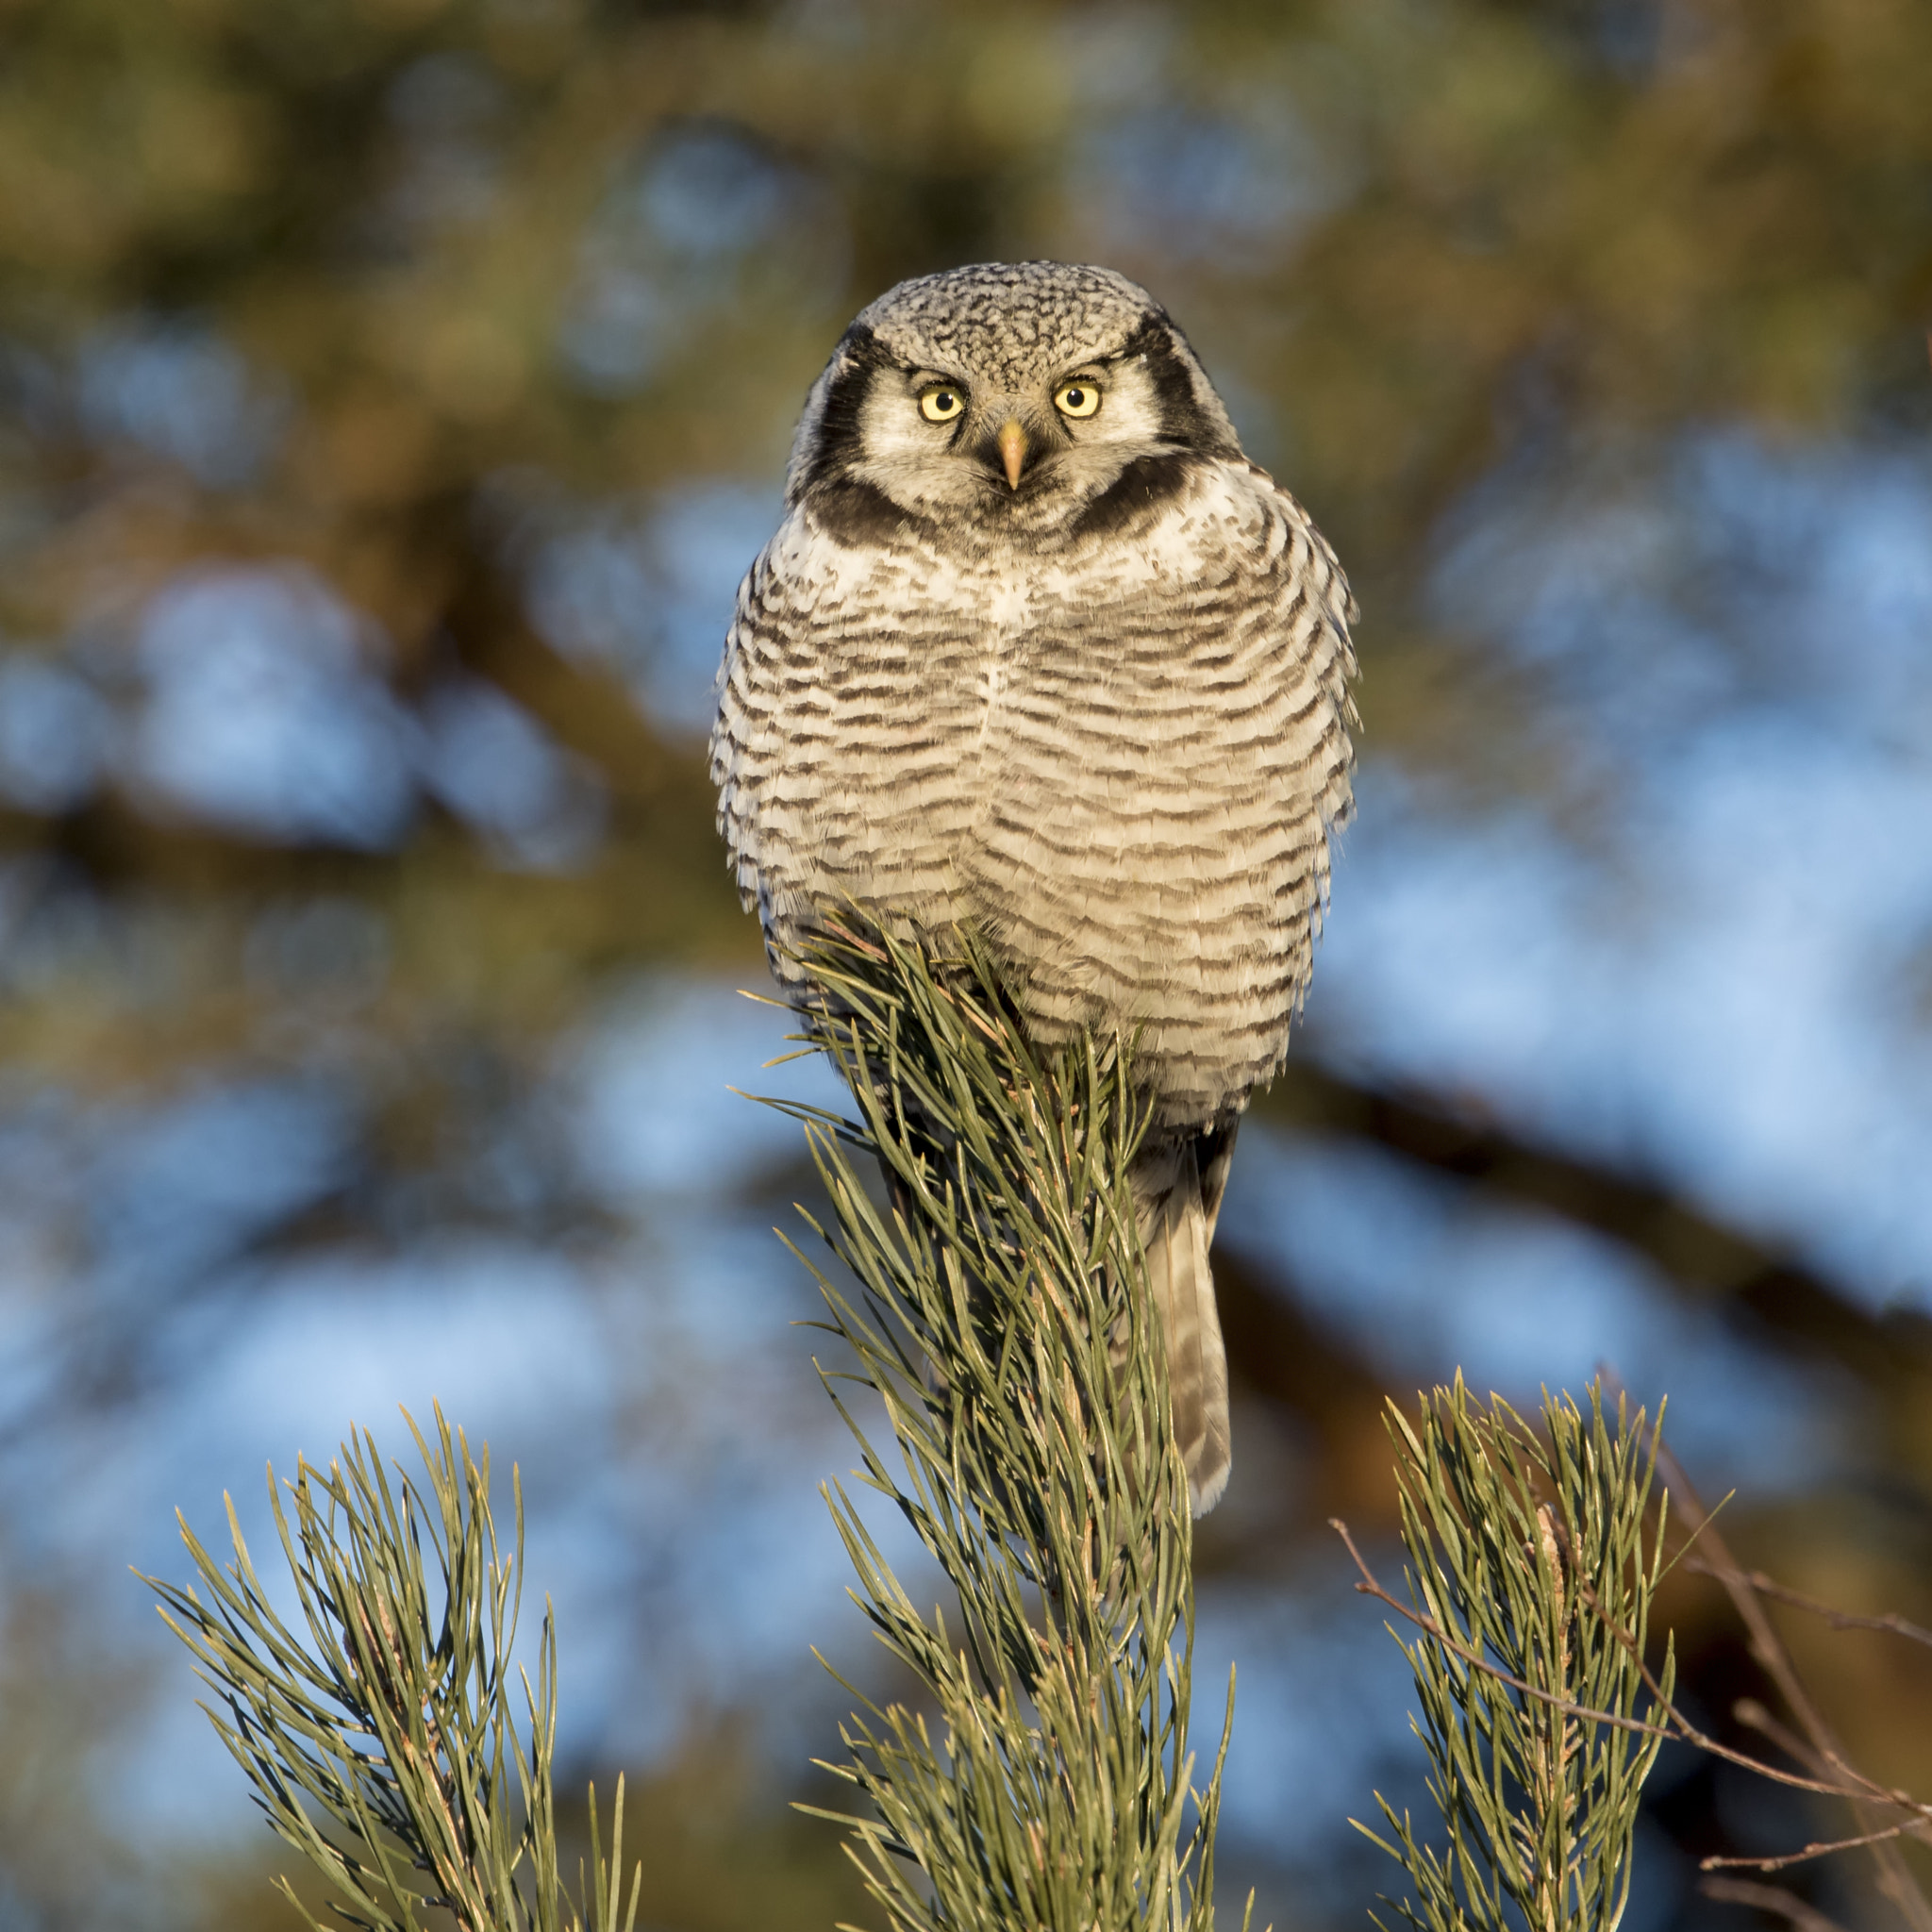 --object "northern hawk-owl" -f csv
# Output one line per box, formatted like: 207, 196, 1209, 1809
710, 261, 1357, 1513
